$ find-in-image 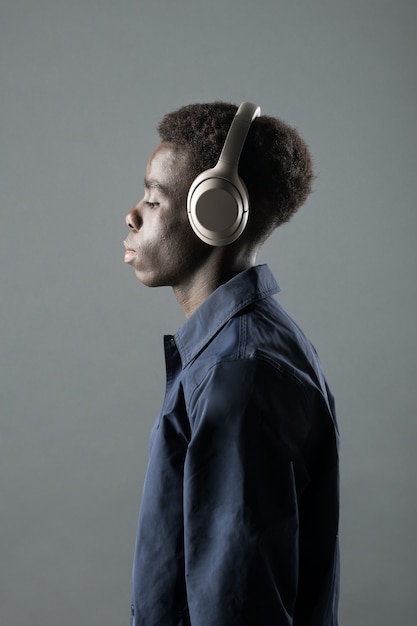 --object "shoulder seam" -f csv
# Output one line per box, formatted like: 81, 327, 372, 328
187, 352, 310, 408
